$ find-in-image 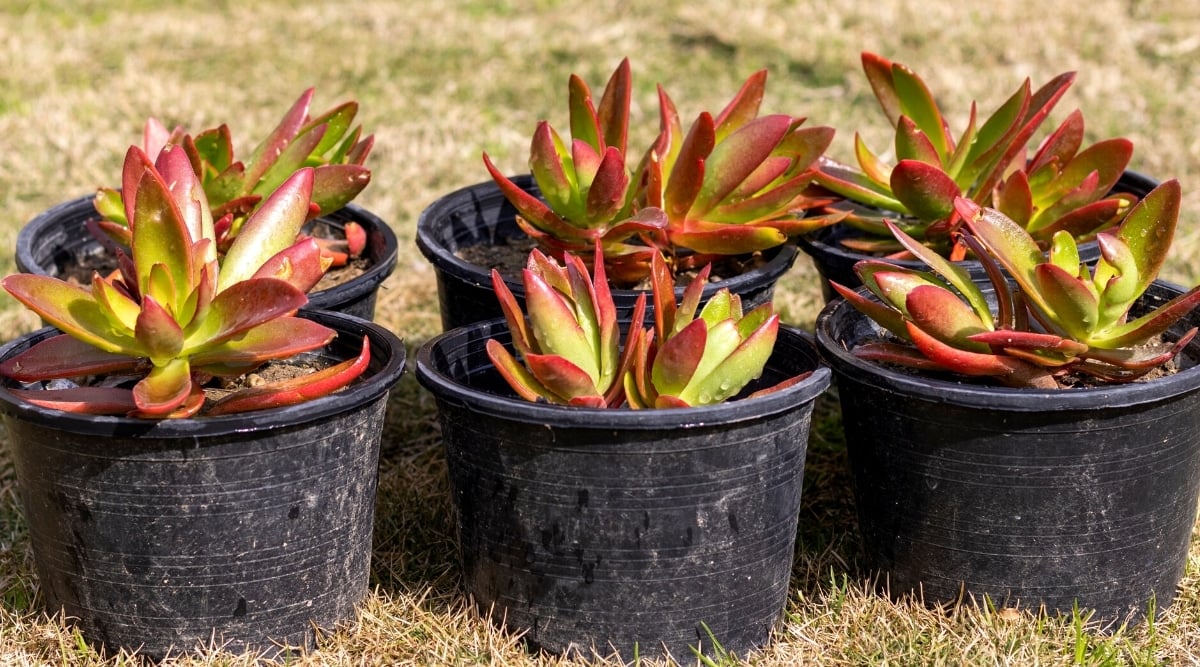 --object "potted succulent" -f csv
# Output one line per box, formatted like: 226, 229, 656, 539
416, 58, 843, 330
0, 144, 407, 658
814, 178, 1200, 624
416, 243, 831, 660
15, 88, 398, 320
799, 51, 1154, 300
